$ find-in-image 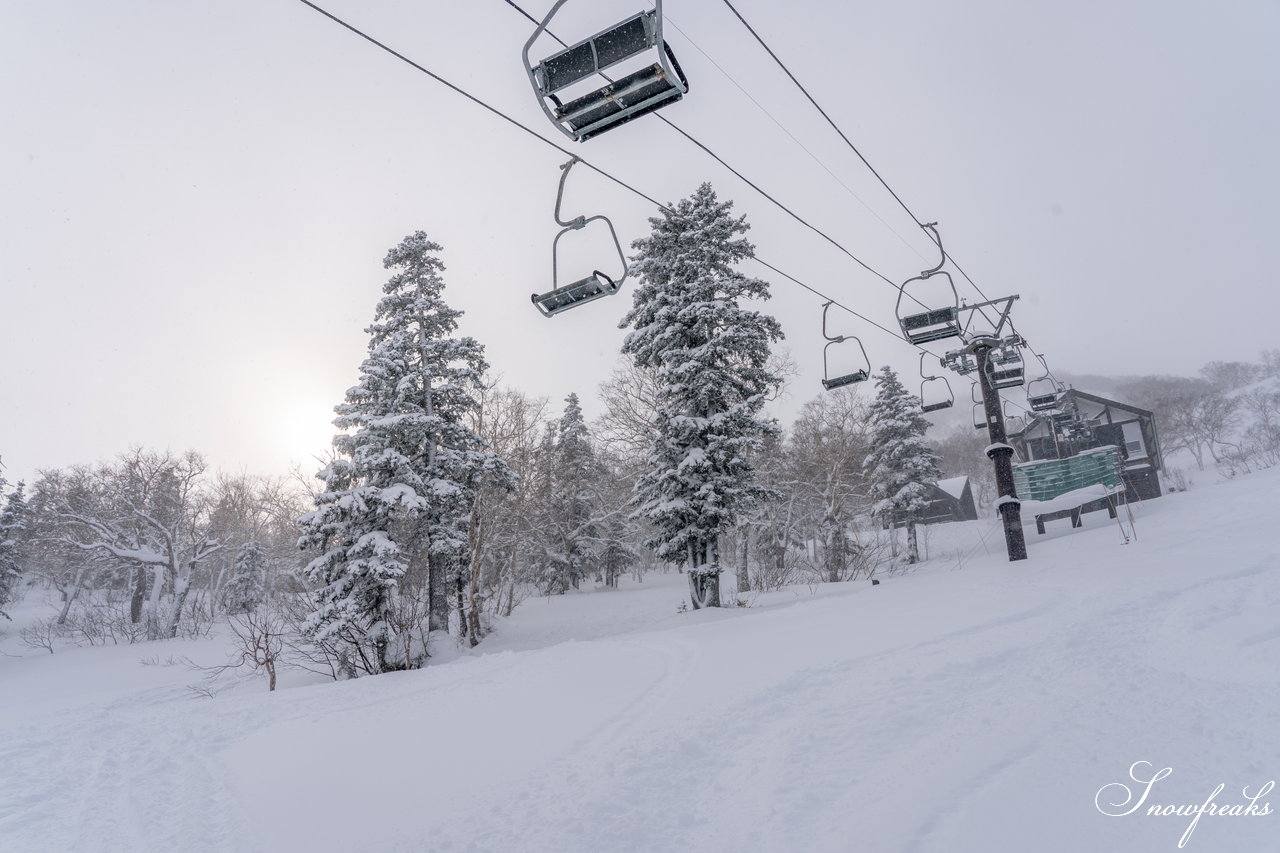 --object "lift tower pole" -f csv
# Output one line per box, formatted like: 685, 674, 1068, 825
940, 293, 1027, 563
973, 339, 1028, 562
